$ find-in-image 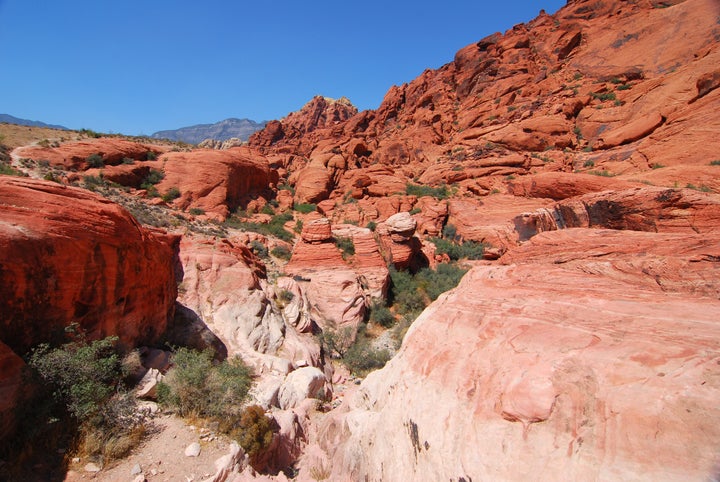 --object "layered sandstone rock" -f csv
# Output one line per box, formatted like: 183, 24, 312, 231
0, 177, 179, 354
177, 235, 321, 374
158, 147, 278, 220
310, 228, 720, 481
